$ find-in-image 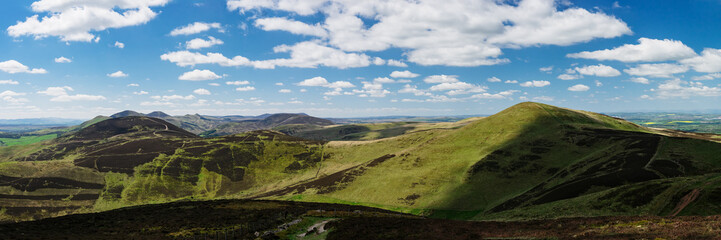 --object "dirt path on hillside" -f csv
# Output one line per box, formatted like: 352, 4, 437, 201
670, 189, 701, 216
